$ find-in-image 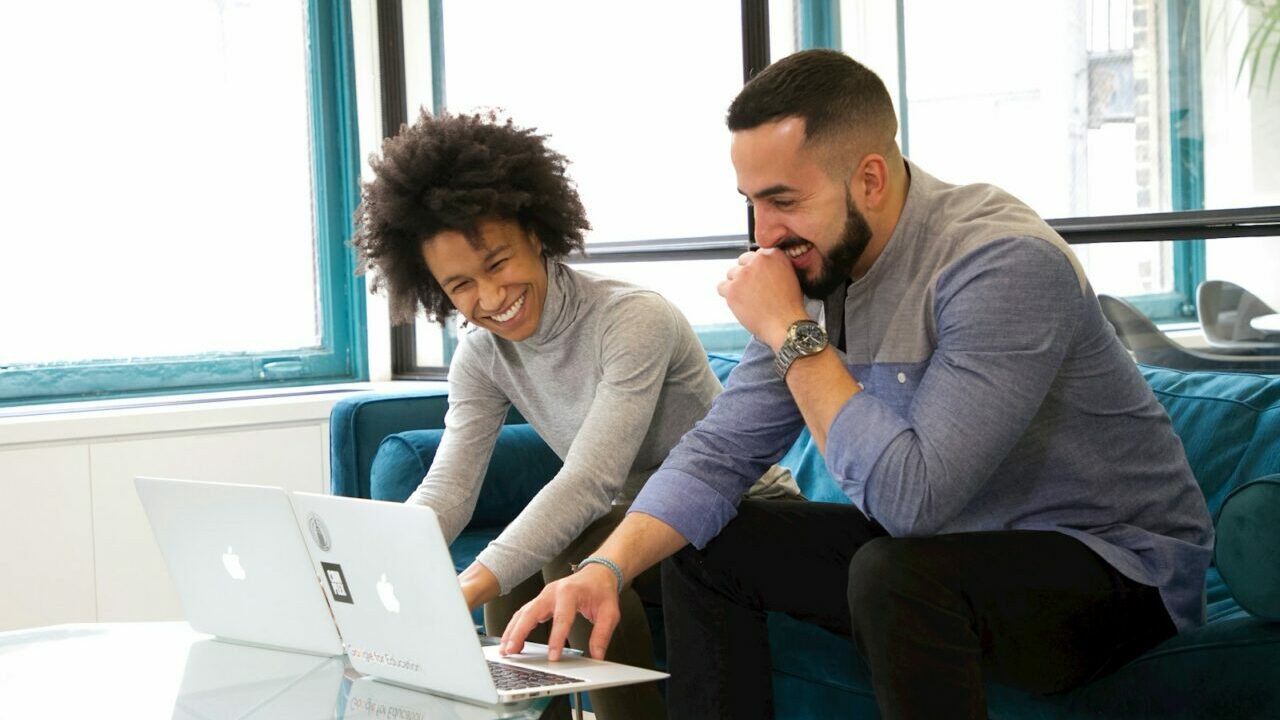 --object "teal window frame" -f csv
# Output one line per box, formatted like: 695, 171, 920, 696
800, 0, 1207, 324
0, 0, 367, 408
